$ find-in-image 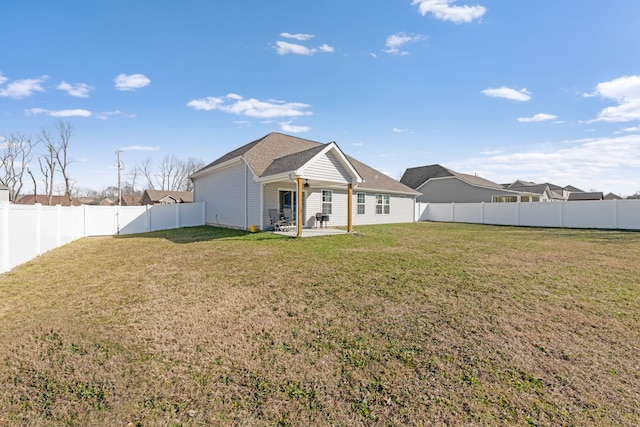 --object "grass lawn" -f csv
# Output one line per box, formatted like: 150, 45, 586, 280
1, 222, 639, 426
